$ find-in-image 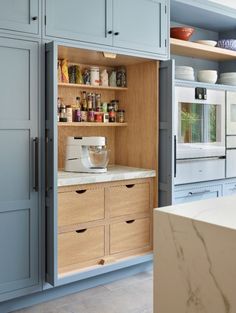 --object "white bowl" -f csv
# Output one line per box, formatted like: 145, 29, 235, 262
219, 78, 236, 86
197, 70, 218, 84
175, 74, 195, 81
176, 66, 194, 71
195, 40, 217, 47
220, 72, 236, 78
